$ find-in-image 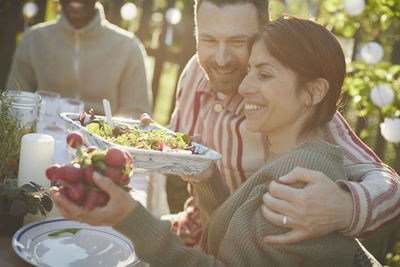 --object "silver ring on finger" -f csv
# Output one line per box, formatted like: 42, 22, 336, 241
282, 215, 288, 225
